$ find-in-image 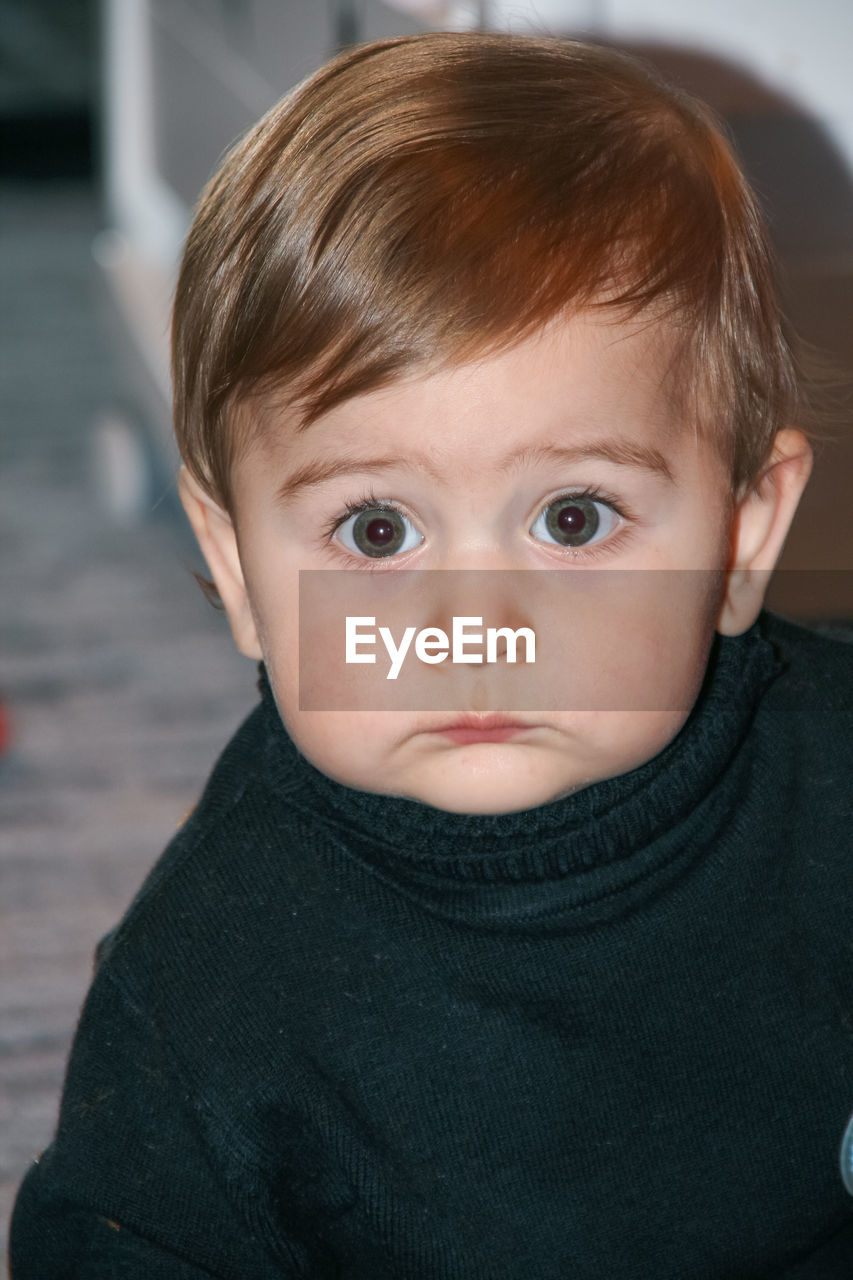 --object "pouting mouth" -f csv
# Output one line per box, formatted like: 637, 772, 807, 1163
430, 712, 530, 733
424, 712, 537, 744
